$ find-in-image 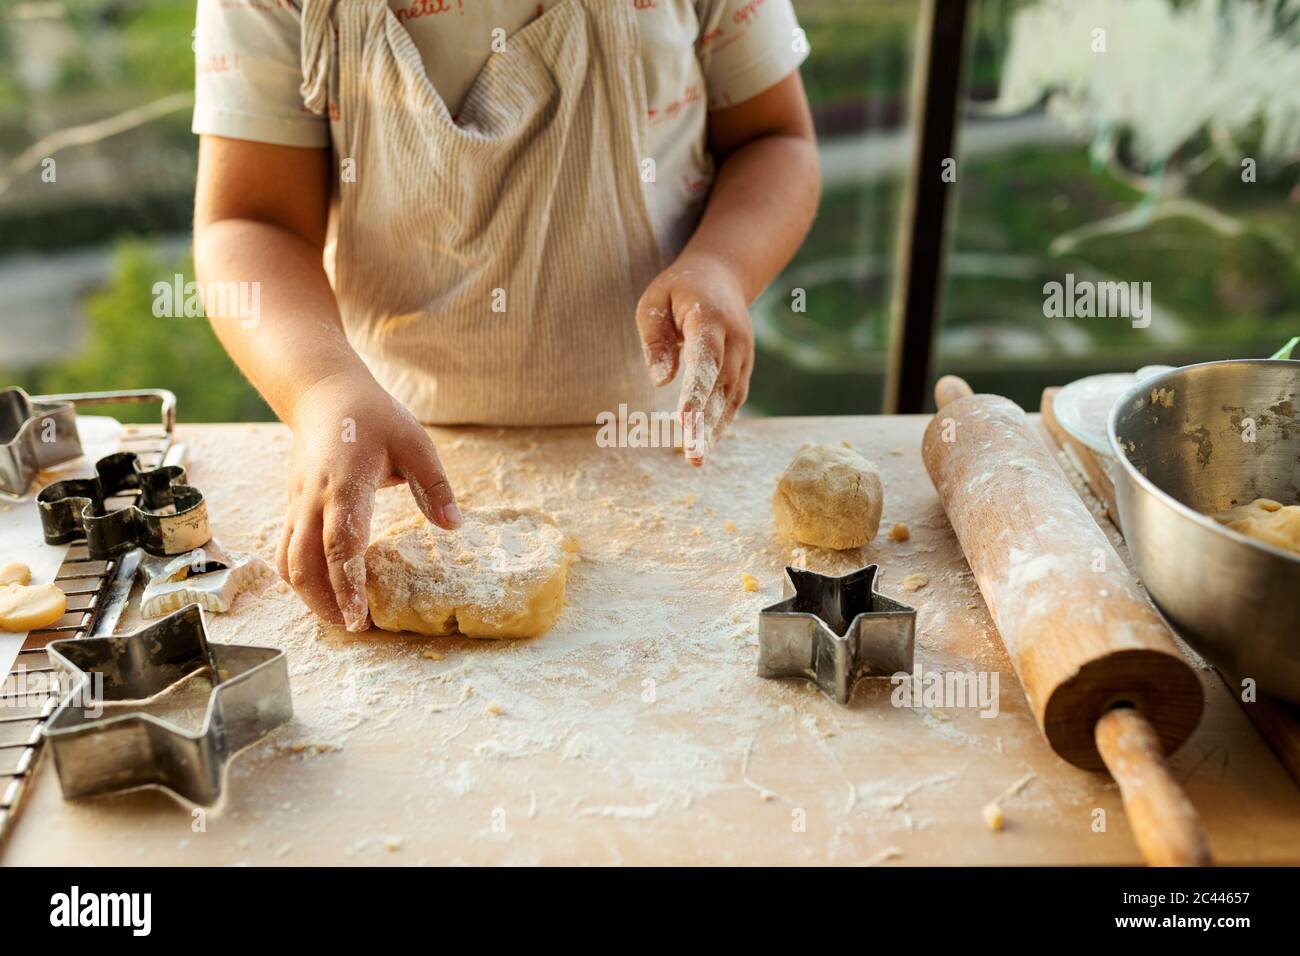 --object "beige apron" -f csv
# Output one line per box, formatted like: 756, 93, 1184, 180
299, 0, 665, 425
